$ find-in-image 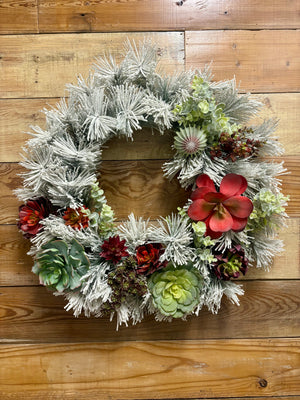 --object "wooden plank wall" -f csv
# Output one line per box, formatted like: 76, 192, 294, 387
0, 1, 299, 399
